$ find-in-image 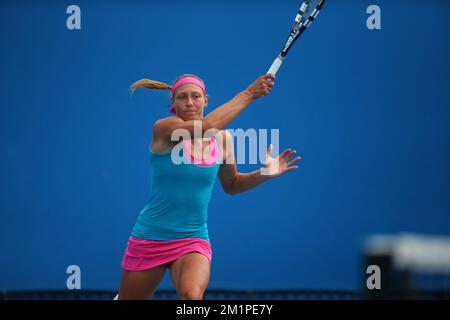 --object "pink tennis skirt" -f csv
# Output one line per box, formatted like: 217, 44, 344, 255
120, 236, 212, 271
